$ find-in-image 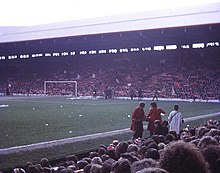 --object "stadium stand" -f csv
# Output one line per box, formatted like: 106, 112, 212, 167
8, 119, 220, 173
0, 48, 219, 100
